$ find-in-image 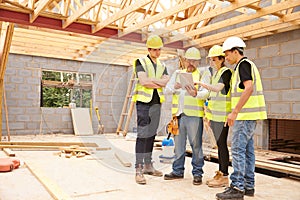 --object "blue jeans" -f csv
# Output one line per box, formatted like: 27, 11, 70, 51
230, 120, 257, 191
172, 115, 204, 177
